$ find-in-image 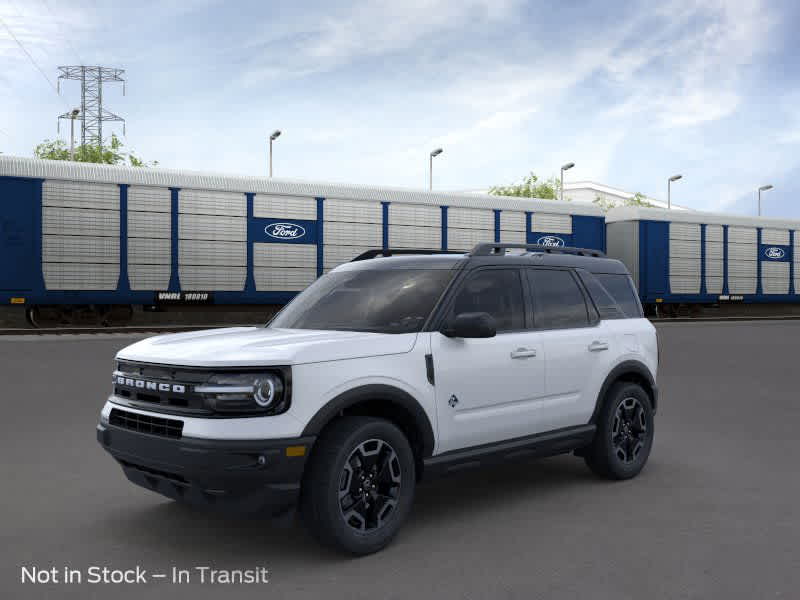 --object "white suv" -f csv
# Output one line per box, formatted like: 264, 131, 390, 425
97, 243, 658, 555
